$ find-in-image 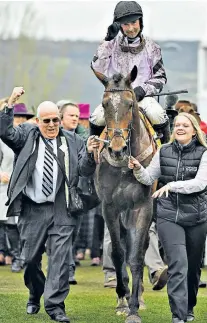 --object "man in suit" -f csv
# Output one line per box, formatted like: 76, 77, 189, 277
0, 87, 99, 323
